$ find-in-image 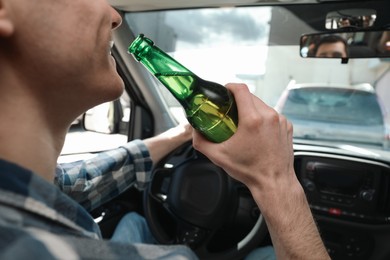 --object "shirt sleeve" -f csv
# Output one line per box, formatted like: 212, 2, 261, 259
54, 139, 153, 212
